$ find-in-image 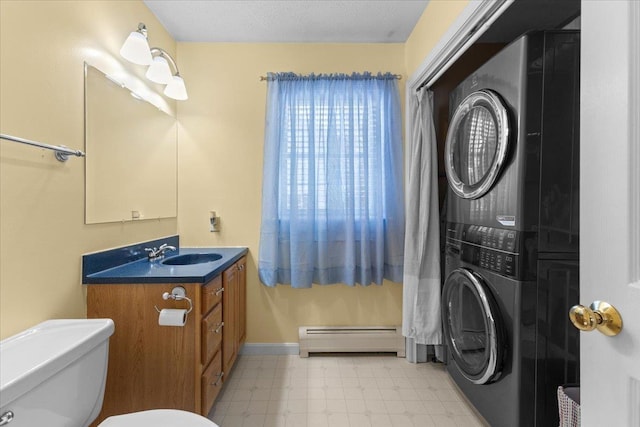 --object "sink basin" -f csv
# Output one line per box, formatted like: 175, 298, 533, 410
161, 253, 222, 265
